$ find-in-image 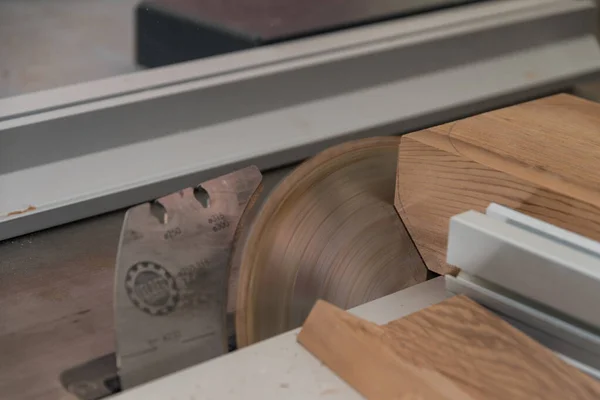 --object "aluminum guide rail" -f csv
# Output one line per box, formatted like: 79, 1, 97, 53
1, 0, 599, 240
447, 207, 600, 331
